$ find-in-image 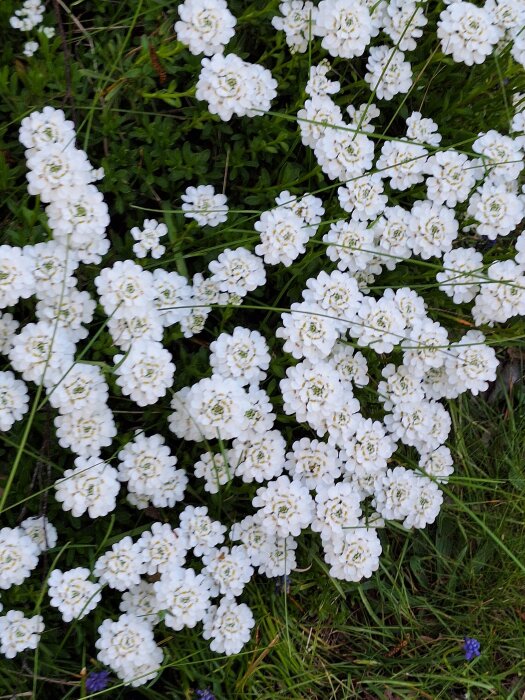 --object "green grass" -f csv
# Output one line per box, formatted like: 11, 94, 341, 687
1, 0, 525, 698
